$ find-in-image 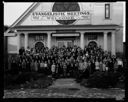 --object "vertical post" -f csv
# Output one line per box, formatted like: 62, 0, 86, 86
17, 33, 20, 54
80, 32, 85, 49
47, 32, 51, 49
111, 31, 116, 55
104, 31, 108, 51
24, 33, 28, 50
